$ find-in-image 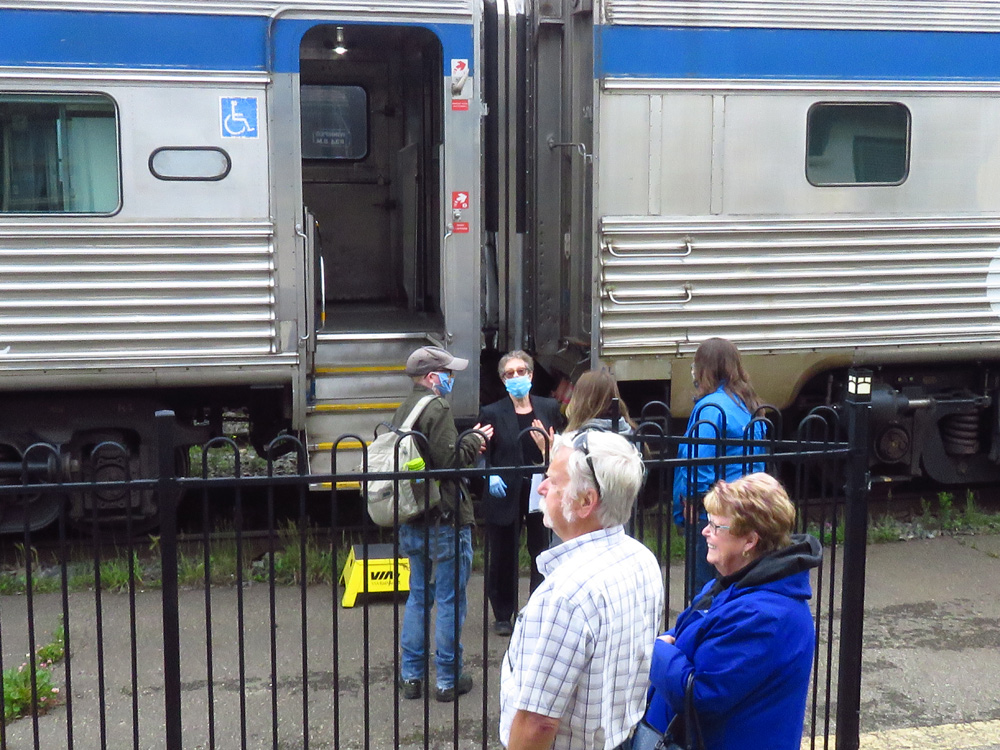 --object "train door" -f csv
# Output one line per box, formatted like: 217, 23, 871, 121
270, 15, 483, 474
298, 25, 444, 325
